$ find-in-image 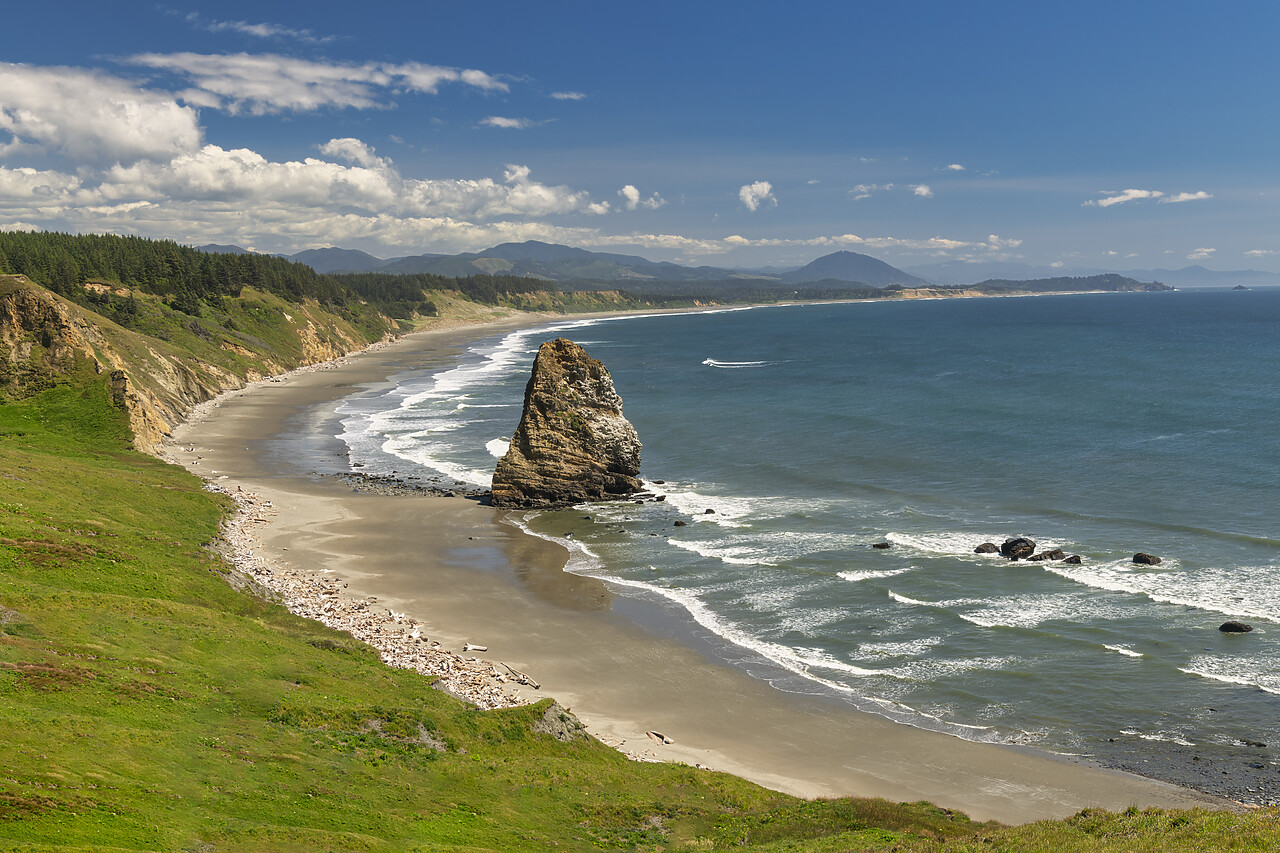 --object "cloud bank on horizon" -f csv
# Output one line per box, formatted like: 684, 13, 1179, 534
0, 3, 1276, 270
